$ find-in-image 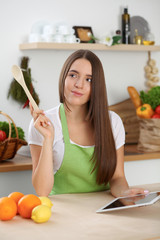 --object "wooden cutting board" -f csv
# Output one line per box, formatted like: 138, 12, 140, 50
109, 98, 139, 144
